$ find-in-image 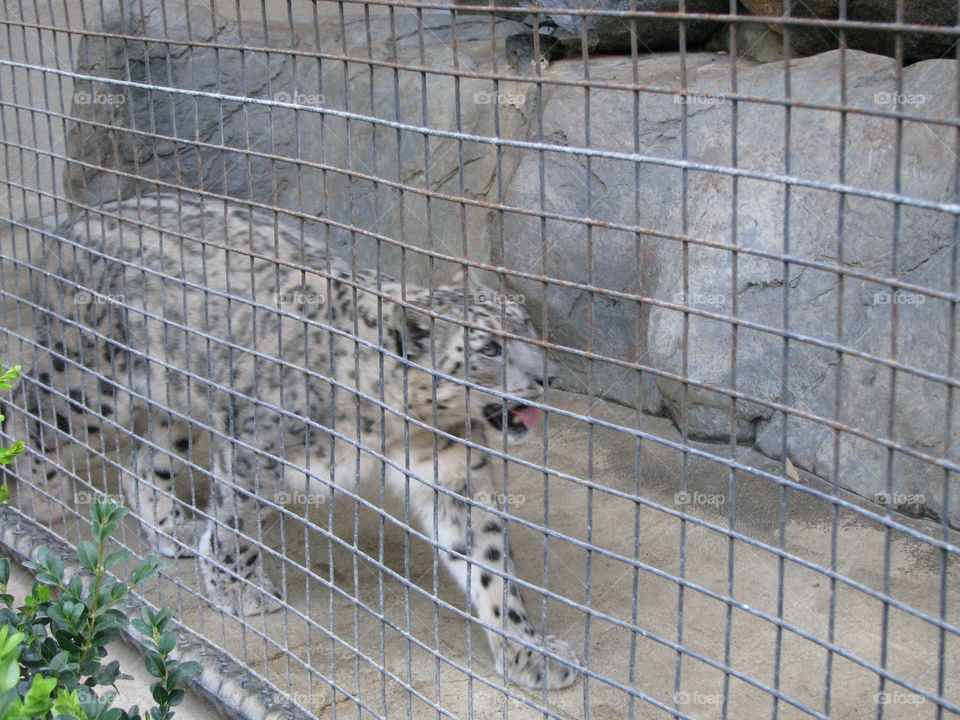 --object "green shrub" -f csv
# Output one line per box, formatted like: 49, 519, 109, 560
0, 494, 199, 719
0, 364, 26, 504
